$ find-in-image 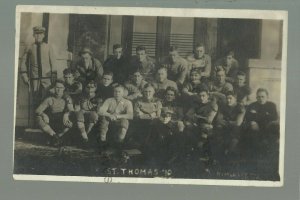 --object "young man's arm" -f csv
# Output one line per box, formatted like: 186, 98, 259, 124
185, 107, 196, 124
134, 101, 152, 120
35, 98, 51, 115
98, 99, 113, 118
35, 97, 51, 123
116, 101, 133, 120
202, 55, 211, 77
125, 84, 141, 100
228, 106, 246, 126
69, 82, 82, 95
177, 60, 188, 85
206, 104, 218, 124
20, 46, 31, 84
63, 97, 74, 128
